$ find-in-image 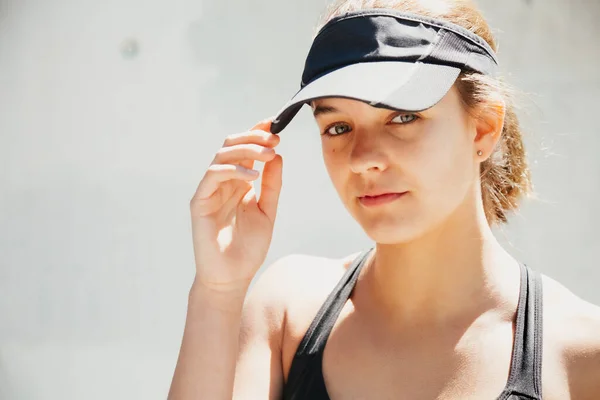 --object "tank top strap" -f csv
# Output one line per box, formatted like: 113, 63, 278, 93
501, 262, 544, 399
294, 247, 373, 356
